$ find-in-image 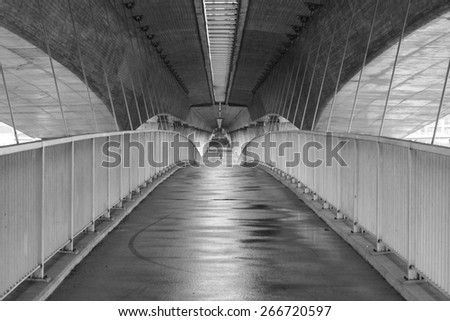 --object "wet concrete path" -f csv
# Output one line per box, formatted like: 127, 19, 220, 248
49, 165, 402, 300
